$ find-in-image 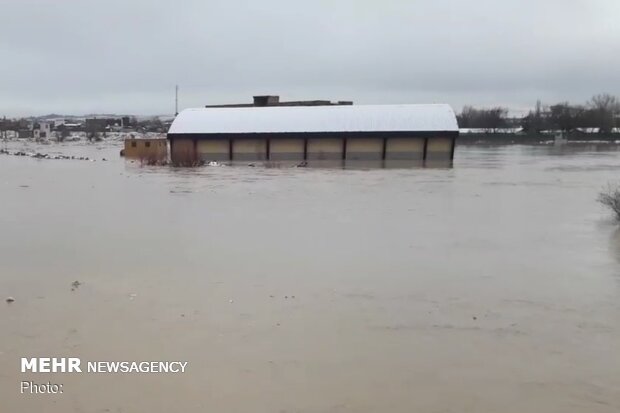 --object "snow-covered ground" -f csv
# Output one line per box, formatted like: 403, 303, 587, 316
1, 131, 165, 142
